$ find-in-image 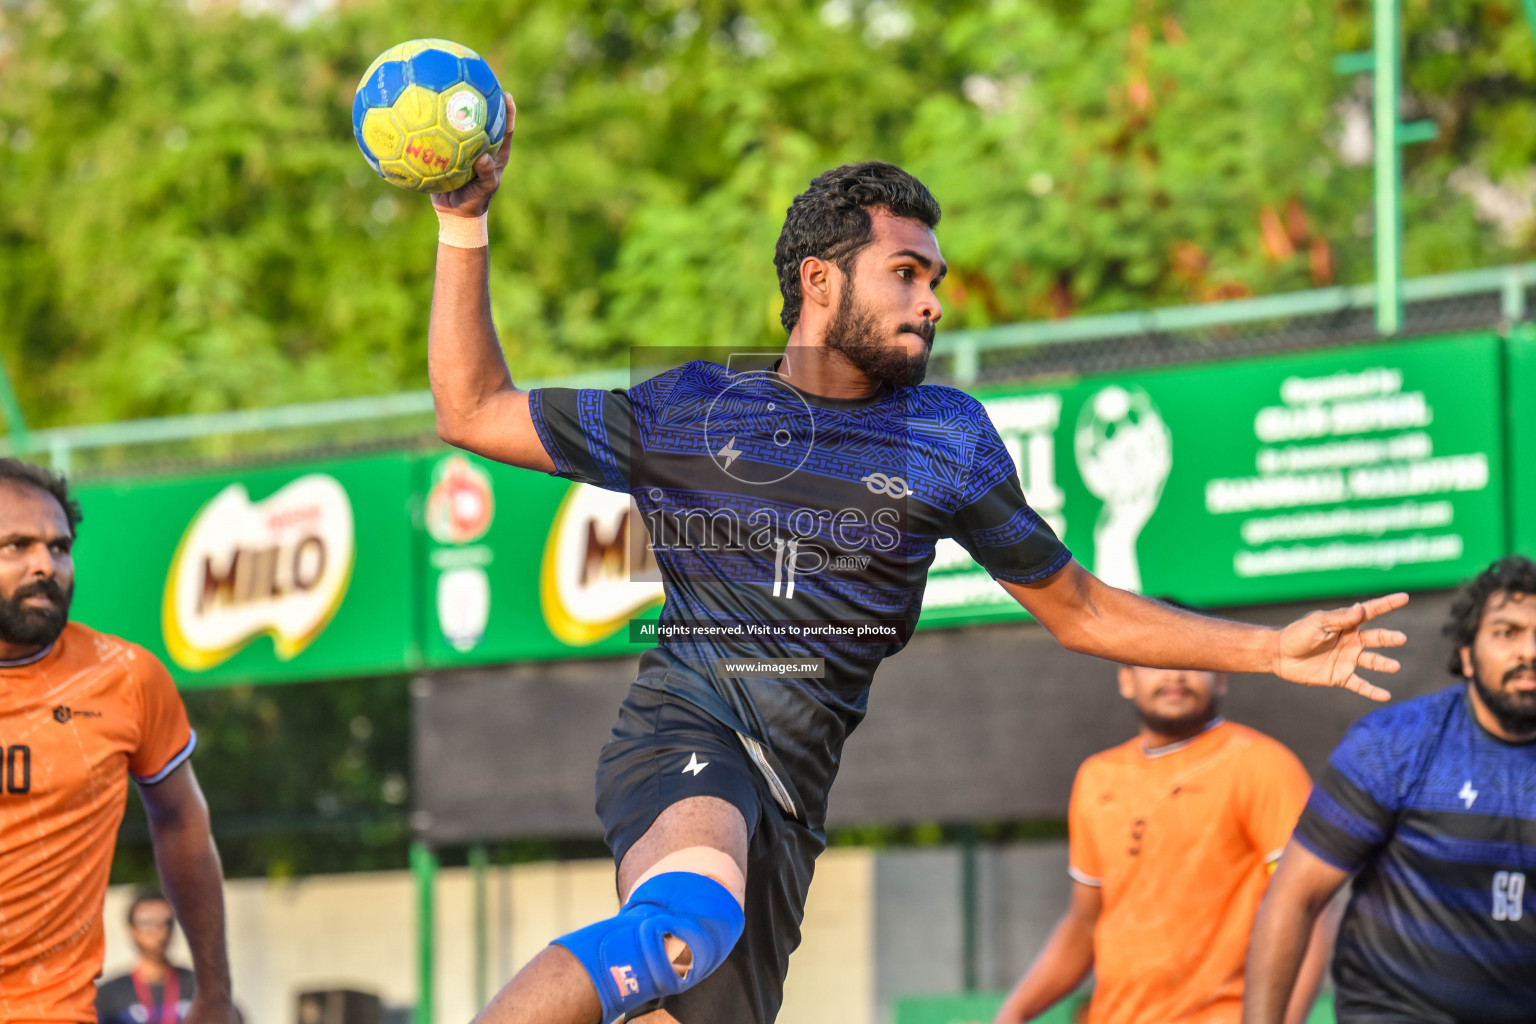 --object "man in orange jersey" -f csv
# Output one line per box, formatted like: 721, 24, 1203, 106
0, 459, 235, 1024
993, 646, 1333, 1024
